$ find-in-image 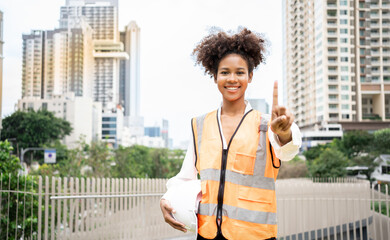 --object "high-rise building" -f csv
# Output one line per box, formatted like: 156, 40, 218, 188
283, 0, 390, 132
22, 18, 94, 99
60, 0, 128, 108
121, 21, 141, 117
0, 11, 3, 133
